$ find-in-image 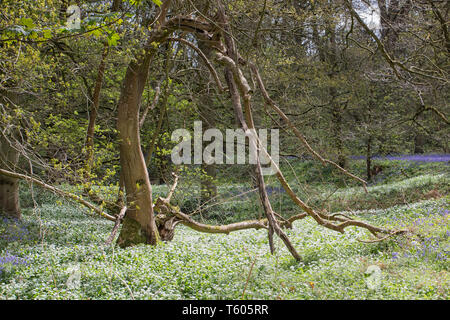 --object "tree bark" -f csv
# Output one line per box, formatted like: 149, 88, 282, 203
0, 135, 21, 219
414, 133, 425, 154
366, 135, 372, 181
85, 43, 109, 173
116, 53, 160, 247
